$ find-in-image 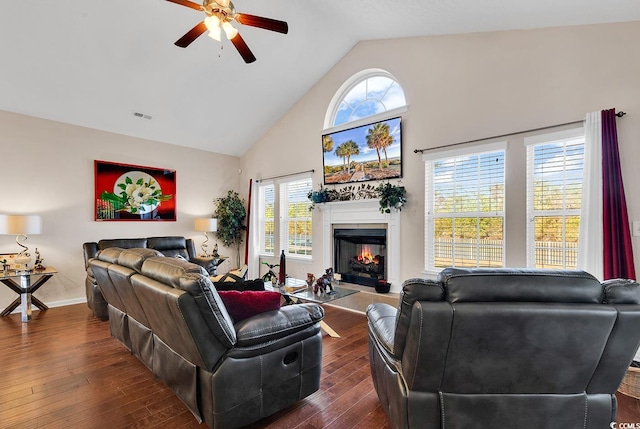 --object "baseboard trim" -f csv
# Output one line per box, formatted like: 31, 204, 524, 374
48, 297, 87, 308
4, 297, 87, 315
